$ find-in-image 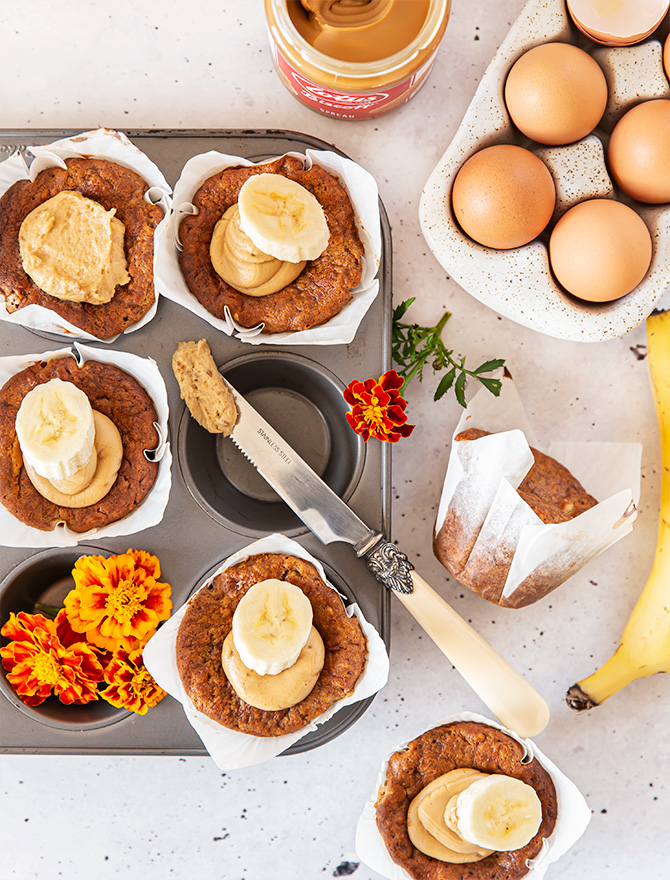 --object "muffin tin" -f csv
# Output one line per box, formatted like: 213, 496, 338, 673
419, 0, 670, 342
0, 129, 391, 757
0, 545, 130, 732
178, 351, 366, 537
